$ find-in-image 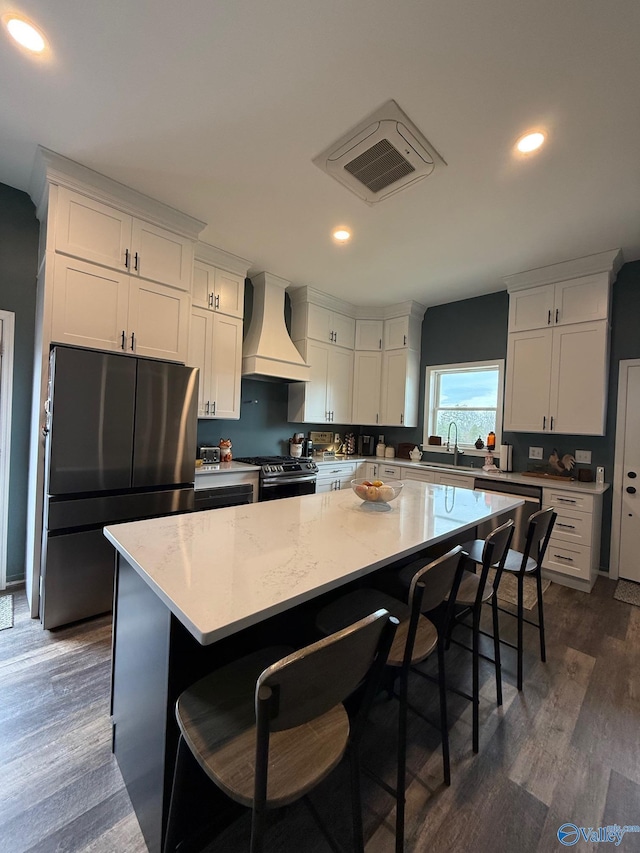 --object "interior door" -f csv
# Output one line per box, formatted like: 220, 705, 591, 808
618, 364, 640, 582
